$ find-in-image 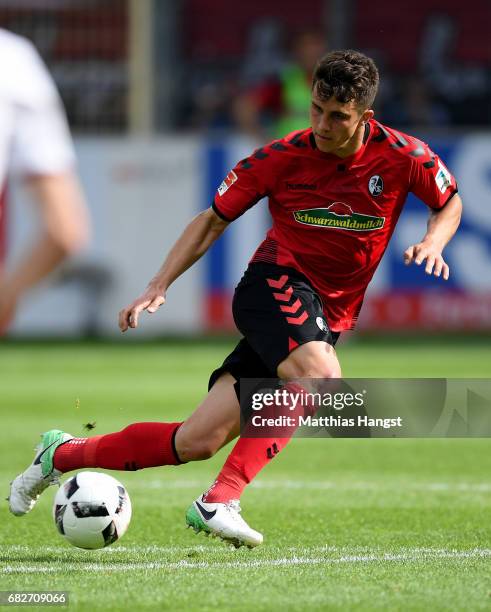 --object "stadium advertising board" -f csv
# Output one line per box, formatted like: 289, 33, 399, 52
3, 134, 491, 335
